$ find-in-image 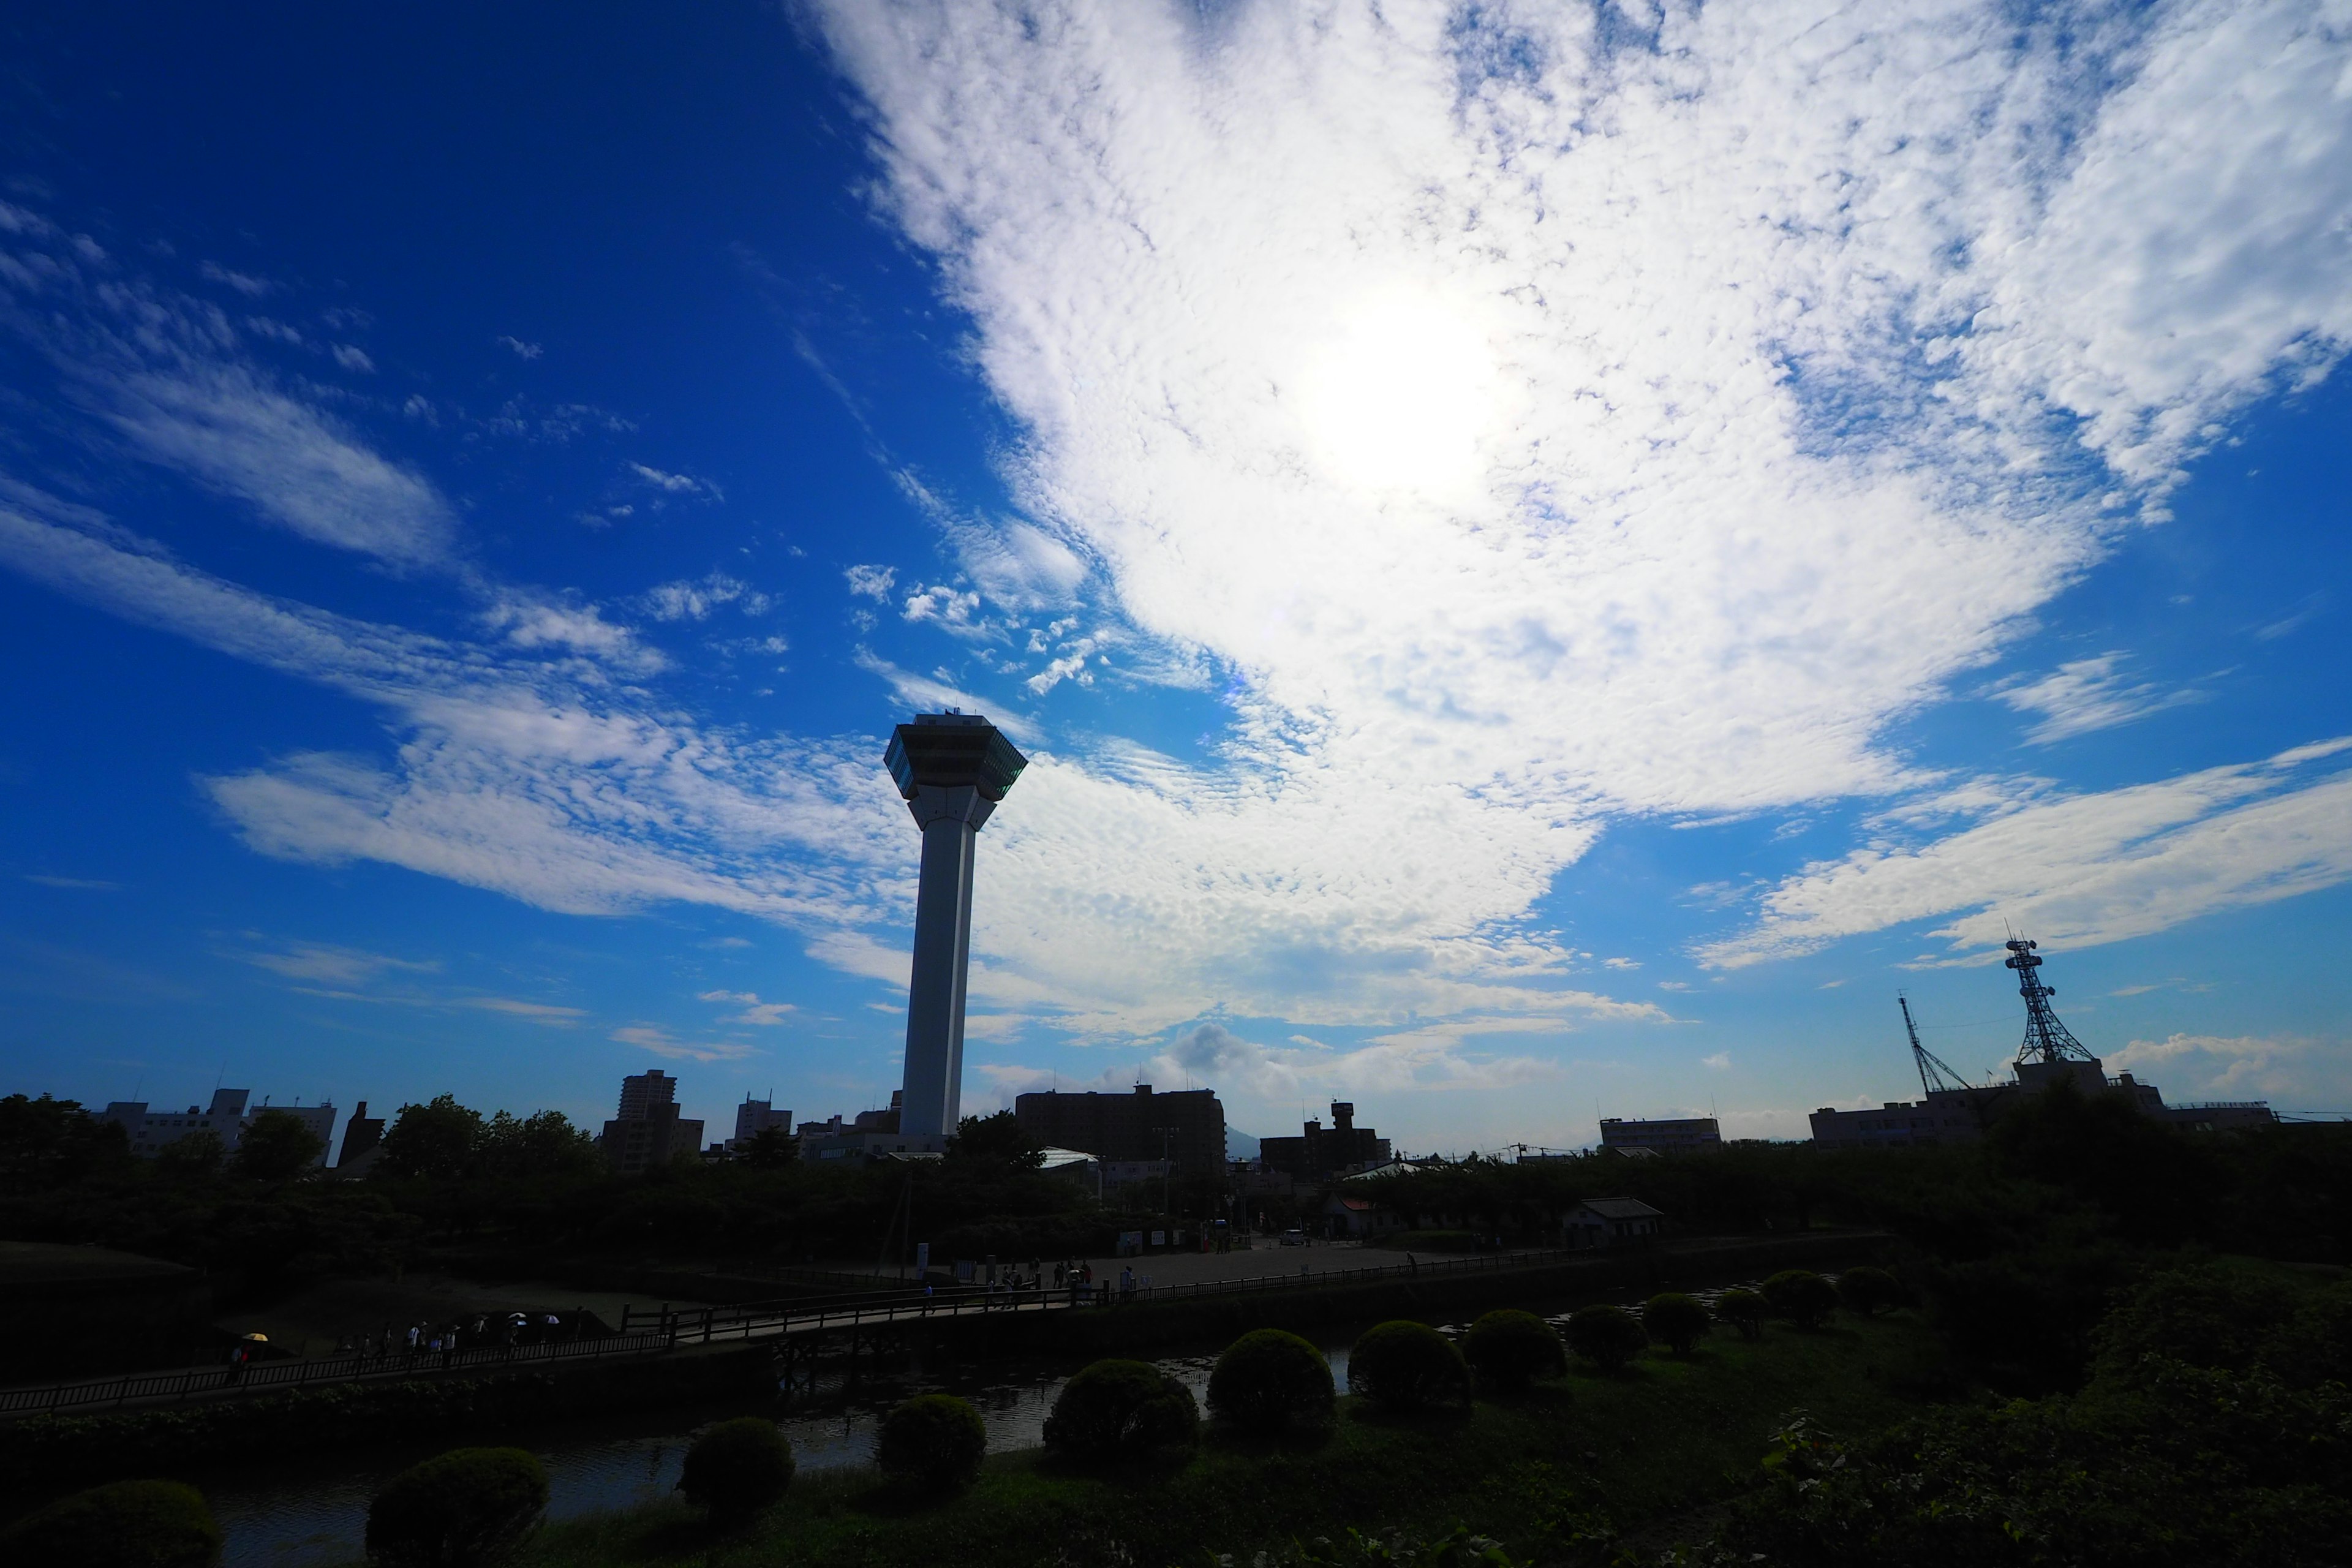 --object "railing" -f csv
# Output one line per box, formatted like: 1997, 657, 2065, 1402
0, 1329, 674, 1418
623, 1245, 1593, 1344
2167, 1101, 2274, 1111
